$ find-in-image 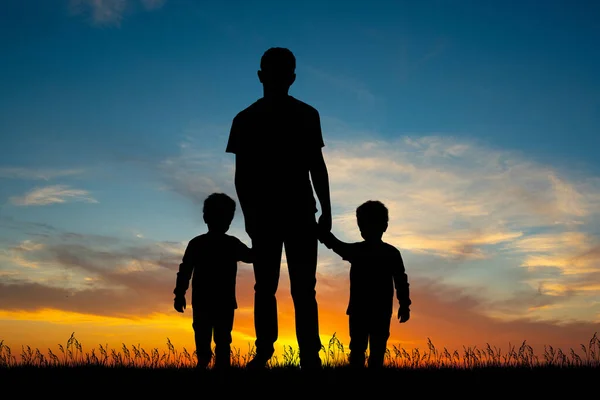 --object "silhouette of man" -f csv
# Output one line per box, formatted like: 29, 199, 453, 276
226, 47, 332, 370
319, 200, 411, 369
173, 193, 253, 370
